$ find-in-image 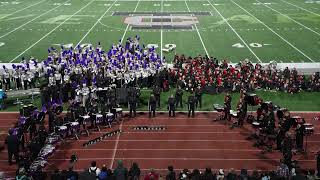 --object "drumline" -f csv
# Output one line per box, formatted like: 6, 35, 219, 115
55, 109, 120, 139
